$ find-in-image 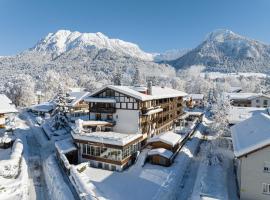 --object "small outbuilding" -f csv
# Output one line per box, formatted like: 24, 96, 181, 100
147, 131, 183, 152
148, 148, 173, 167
